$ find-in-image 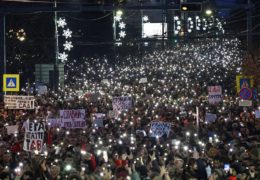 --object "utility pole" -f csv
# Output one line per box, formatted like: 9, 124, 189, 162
53, 0, 59, 91
0, 15, 6, 93
247, 0, 252, 51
